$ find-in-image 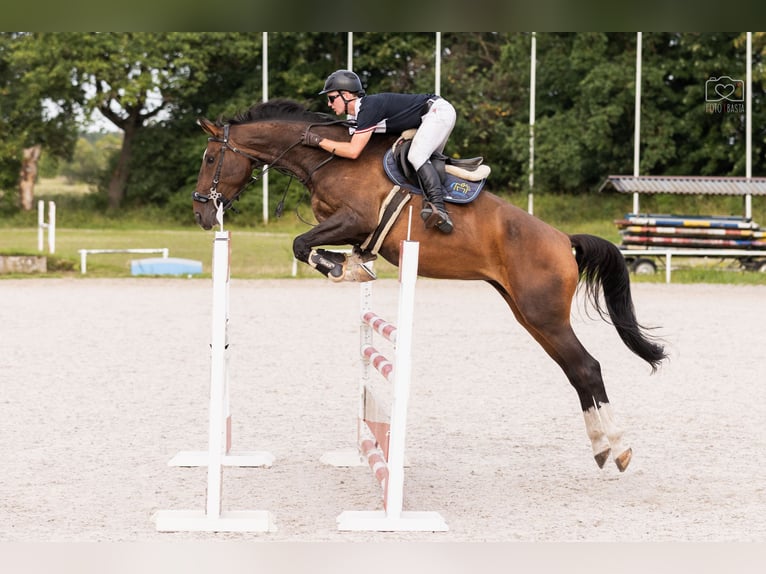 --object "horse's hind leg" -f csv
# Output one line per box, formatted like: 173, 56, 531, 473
492, 283, 632, 471
566, 349, 632, 471
534, 326, 631, 469
549, 329, 633, 470
536, 325, 631, 471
